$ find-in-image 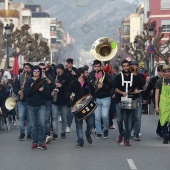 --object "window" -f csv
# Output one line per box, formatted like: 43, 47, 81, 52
51, 38, 56, 44
162, 20, 170, 32
50, 26, 56, 31
56, 30, 62, 39
123, 25, 130, 35
161, 0, 170, 9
